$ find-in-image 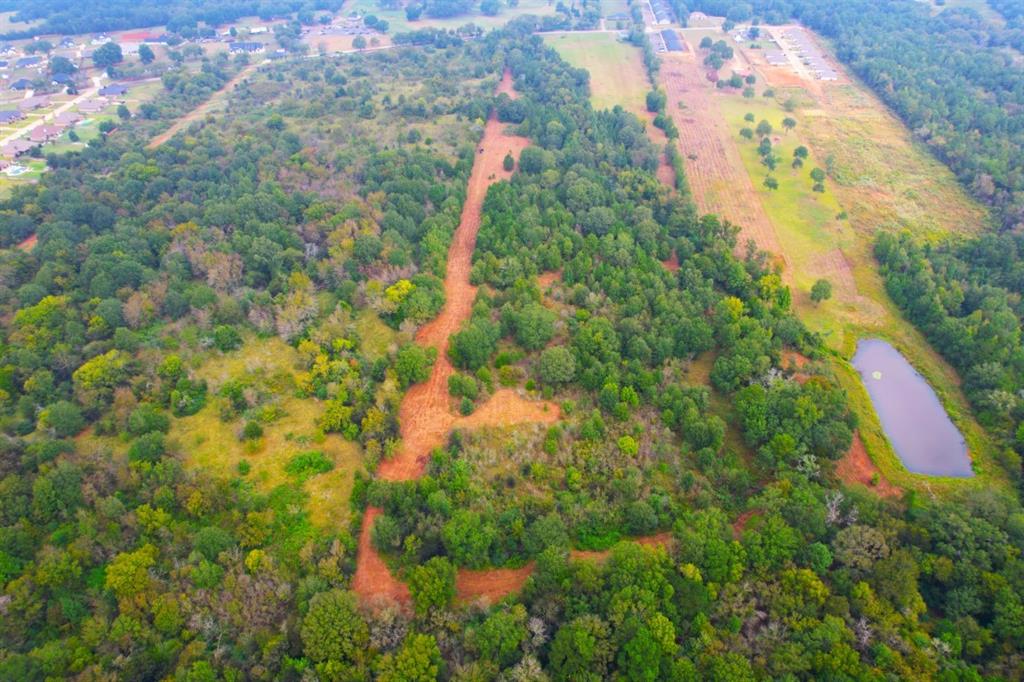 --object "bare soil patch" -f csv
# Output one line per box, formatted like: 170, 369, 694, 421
537, 270, 562, 289
835, 432, 902, 498
456, 563, 535, 604
662, 250, 680, 272
375, 112, 538, 482
16, 233, 37, 252
731, 509, 759, 539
